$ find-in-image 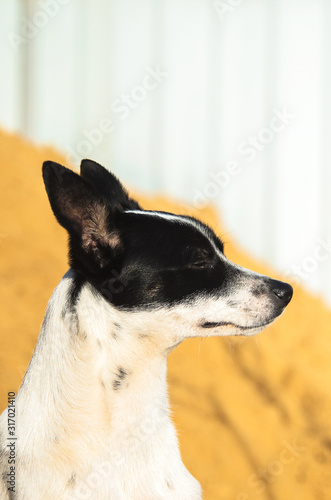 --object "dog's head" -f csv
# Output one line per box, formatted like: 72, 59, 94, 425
43, 159, 292, 340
